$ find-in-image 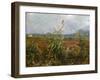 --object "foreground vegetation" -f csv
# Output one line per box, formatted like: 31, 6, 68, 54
26, 34, 89, 67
